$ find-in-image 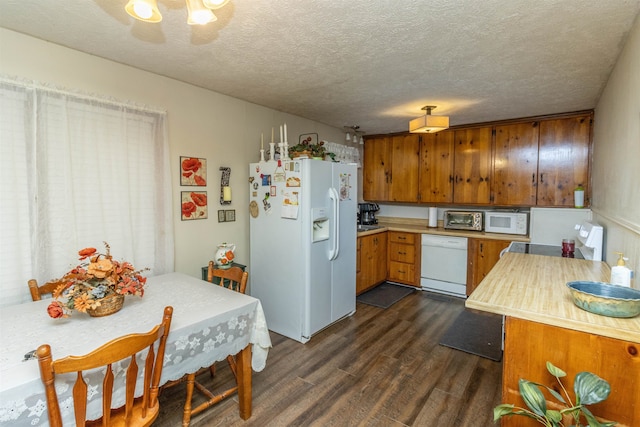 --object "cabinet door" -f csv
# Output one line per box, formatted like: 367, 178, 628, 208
537, 115, 591, 207
453, 127, 492, 204
493, 122, 539, 206
356, 237, 362, 276
389, 134, 420, 202
356, 235, 371, 295
419, 130, 454, 203
503, 318, 640, 426
363, 136, 391, 201
467, 238, 511, 295
373, 233, 388, 285
356, 233, 388, 295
